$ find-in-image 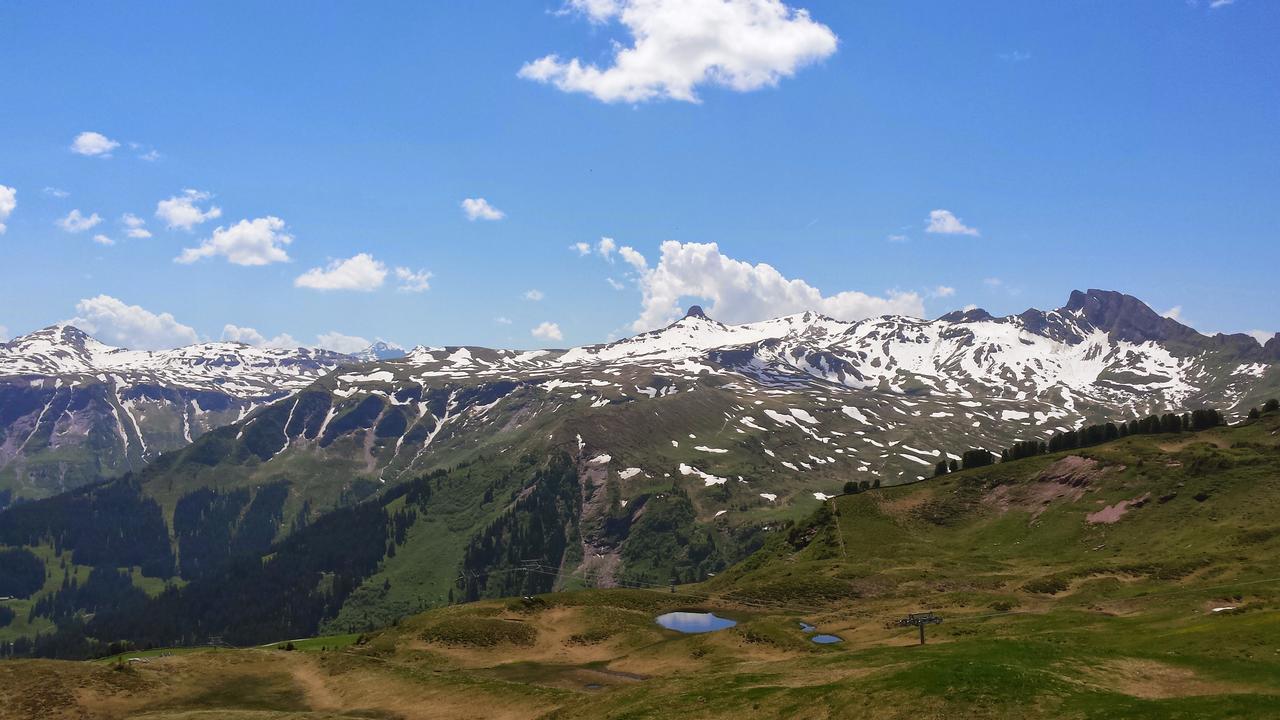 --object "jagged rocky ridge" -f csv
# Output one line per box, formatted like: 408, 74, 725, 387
1, 290, 1276, 506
